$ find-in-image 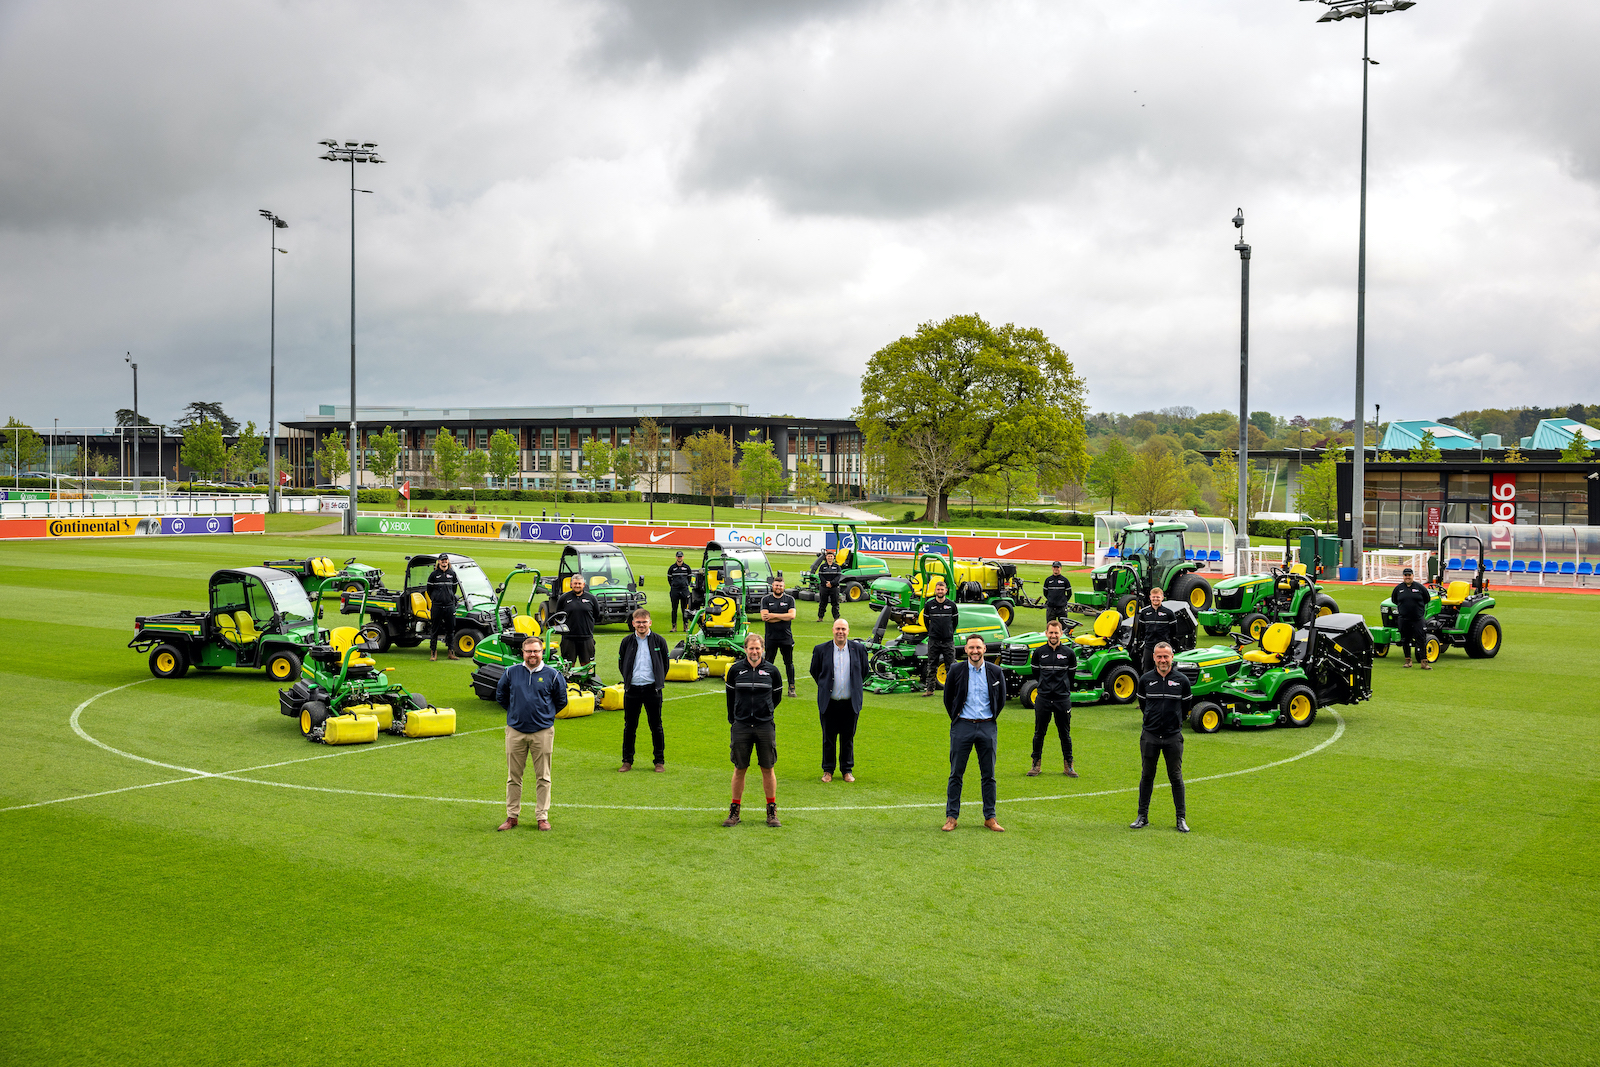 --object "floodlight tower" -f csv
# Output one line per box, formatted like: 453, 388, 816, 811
318, 139, 385, 535
1299, 0, 1417, 565
259, 209, 288, 512
1233, 209, 1250, 562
